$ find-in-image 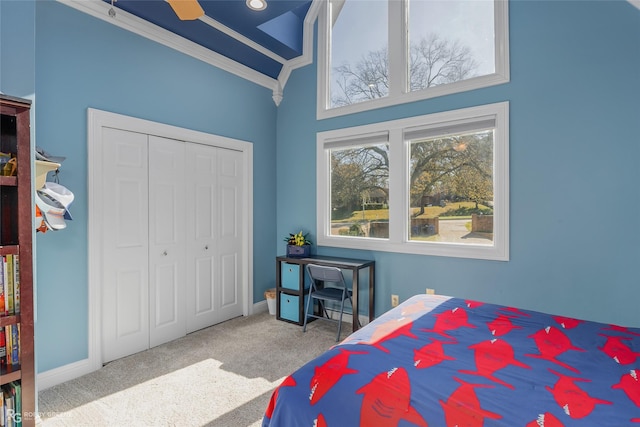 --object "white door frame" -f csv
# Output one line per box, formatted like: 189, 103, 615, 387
86, 108, 253, 371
